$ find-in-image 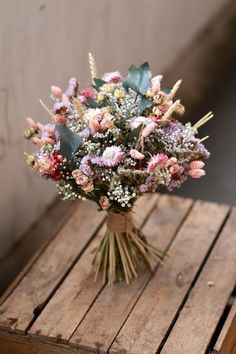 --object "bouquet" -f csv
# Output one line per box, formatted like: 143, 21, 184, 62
24, 53, 212, 285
